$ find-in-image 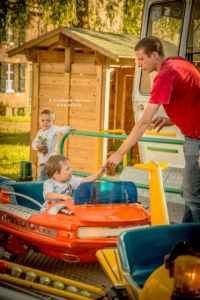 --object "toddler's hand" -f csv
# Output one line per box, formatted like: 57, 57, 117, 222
98, 165, 108, 176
